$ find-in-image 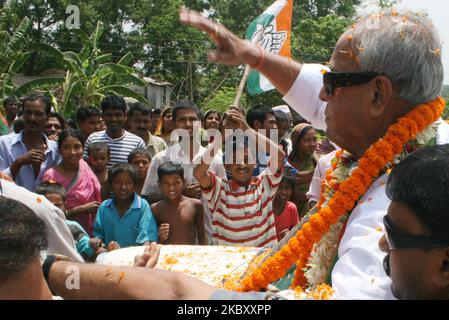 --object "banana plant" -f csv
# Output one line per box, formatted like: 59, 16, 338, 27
0, 17, 63, 104
38, 21, 151, 116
